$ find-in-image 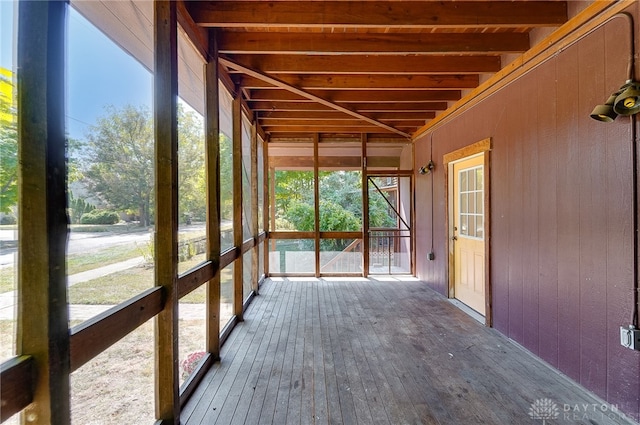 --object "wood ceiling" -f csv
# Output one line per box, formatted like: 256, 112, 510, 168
185, 1, 569, 140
